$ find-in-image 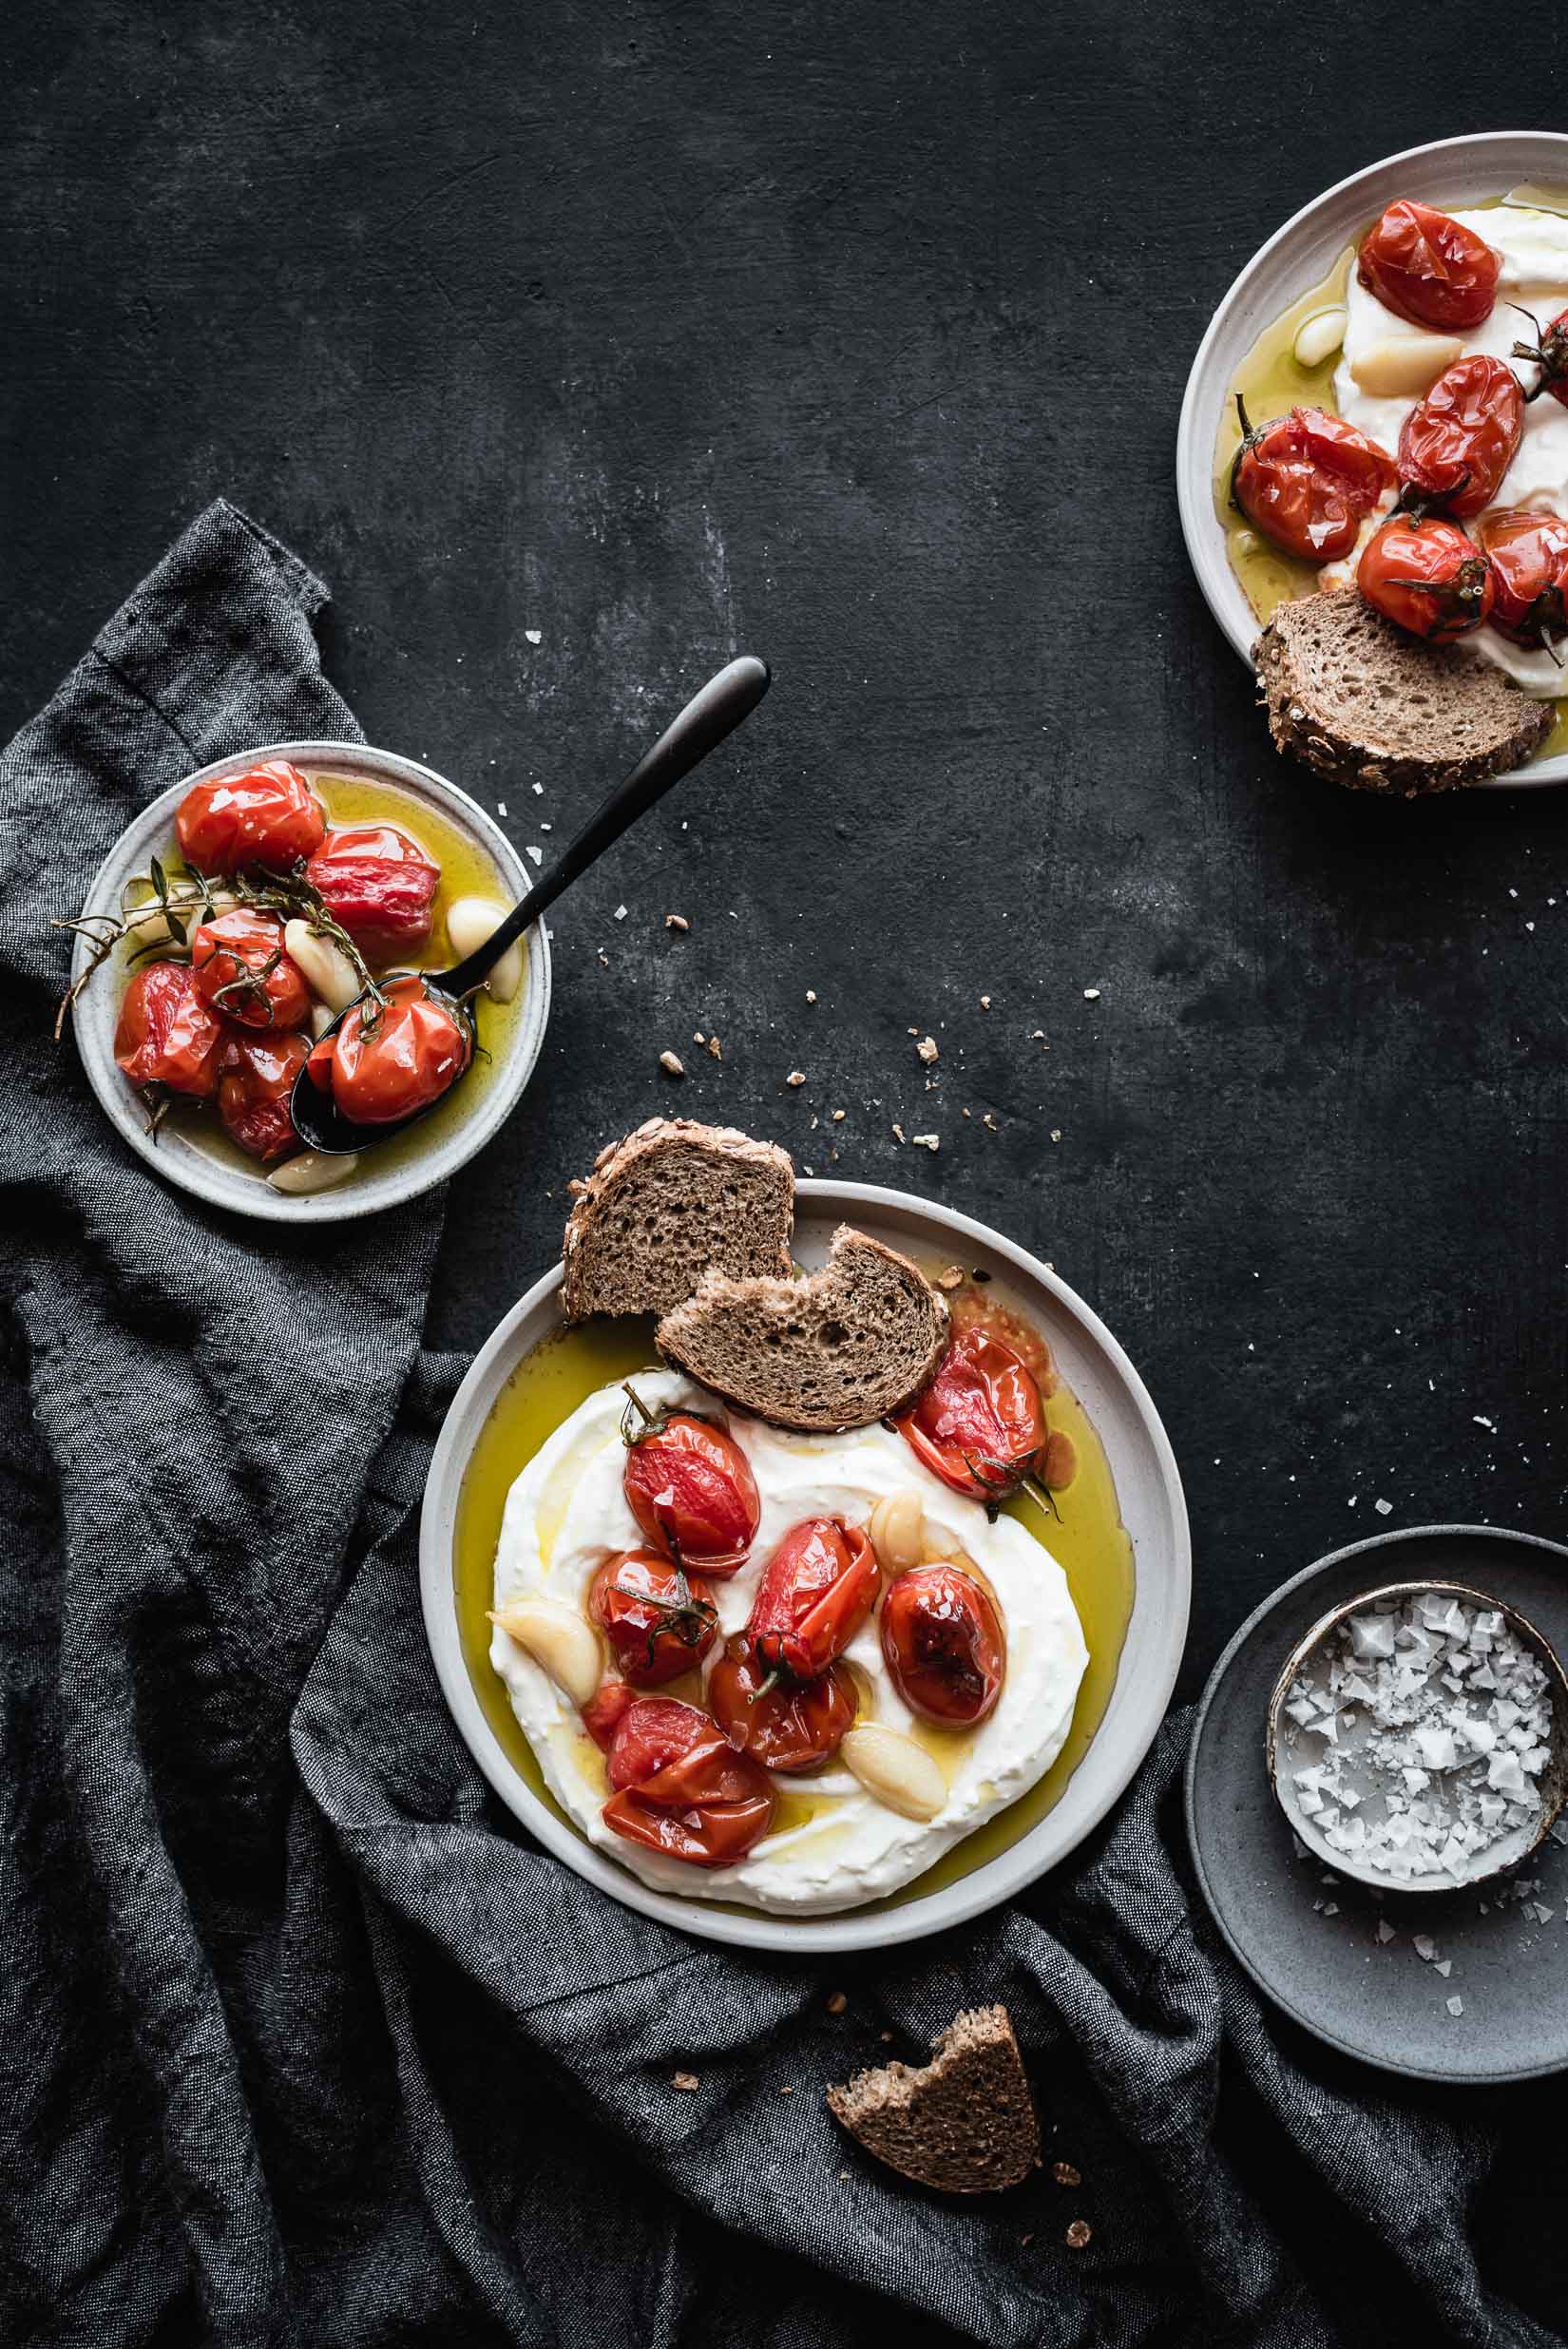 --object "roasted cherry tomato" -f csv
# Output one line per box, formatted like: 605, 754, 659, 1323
581, 1680, 636, 1752
708, 1636, 856, 1774
620, 1387, 759, 1576
880, 1563, 1006, 1727
1477, 507, 1568, 651
1397, 355, 1522, 521
216, 1030, 309, 1163
1357, 514, 1496, 644
748, 1518, 879, 1682
306, 975, 470, 1125
304, 825, 440, 962
1230, 399, 1397, 563
1513, 305, 1568, 412
175, 760, 325, 875
113, 962, 222, 1098
190, 907, 312, 1031
893, 1326, 1046, 1507
1357, 200, 1501, 332
587, 1550, 717, 1689
602, 1696, 774, 1868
